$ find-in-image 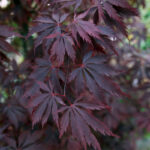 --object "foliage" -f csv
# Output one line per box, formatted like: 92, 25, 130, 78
0, 0, 150, 150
